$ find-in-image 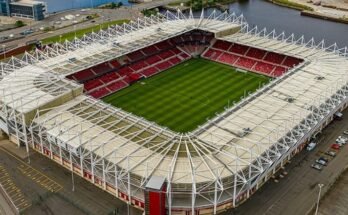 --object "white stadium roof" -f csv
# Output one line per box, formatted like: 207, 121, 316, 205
1, 10, 348, 210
